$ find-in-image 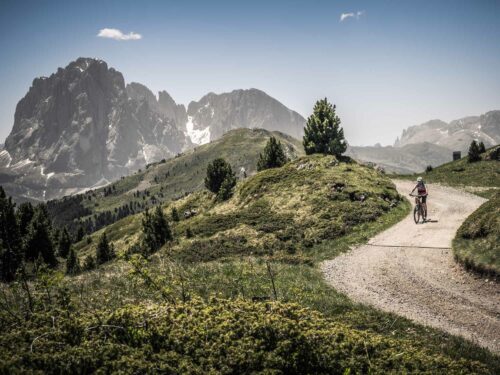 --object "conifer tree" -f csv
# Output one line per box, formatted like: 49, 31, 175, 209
16, 202, 34, 237
468, 140, 481, 163
0, 187, 22, 281
142, 207, 172, 255
83, 254, 96, 271
303, 98, 347, 157
257, 136, 289, 171
171, 207, 180, 222
95, 233, 114, 265
24, 205, 57, 268
204, 158, 236, 194
478, 141, 486, 154
152, 206, 171, 245
76, 226, 85, 242
66, 246, 80, 275
58, 227, 72, 258
217, 177, 236, 201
